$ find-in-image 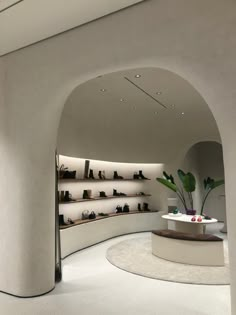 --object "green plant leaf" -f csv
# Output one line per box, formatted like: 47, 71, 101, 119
209, 179, 224, 189
163, 171, 175, 184
183, 172, 196, 192
156, 178, 177, 192
177, 169, 186, 184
